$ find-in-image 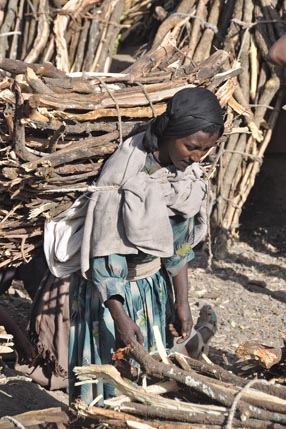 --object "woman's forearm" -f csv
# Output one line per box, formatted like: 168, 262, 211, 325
169, 263, 193, 341
0, 307, 21, 337
172, 263, 189, 303
106, 295, 144, 346
106, 295, 126, 321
